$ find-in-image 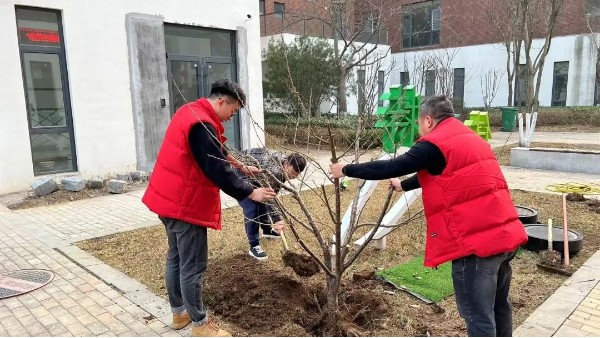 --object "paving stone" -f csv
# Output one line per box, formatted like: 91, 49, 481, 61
581, 324, 600, 335
554, 324, 589, 337
38, 314, 58, 326
45, 322, 68, 336
87, 322, 109, 335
